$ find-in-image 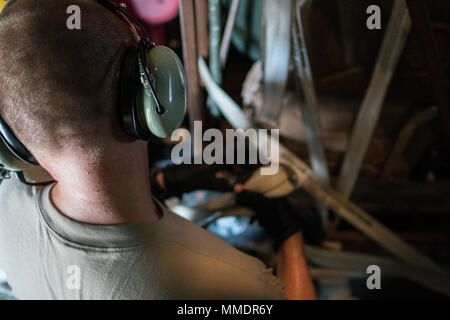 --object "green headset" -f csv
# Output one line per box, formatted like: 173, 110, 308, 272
0, 0, 186, 177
